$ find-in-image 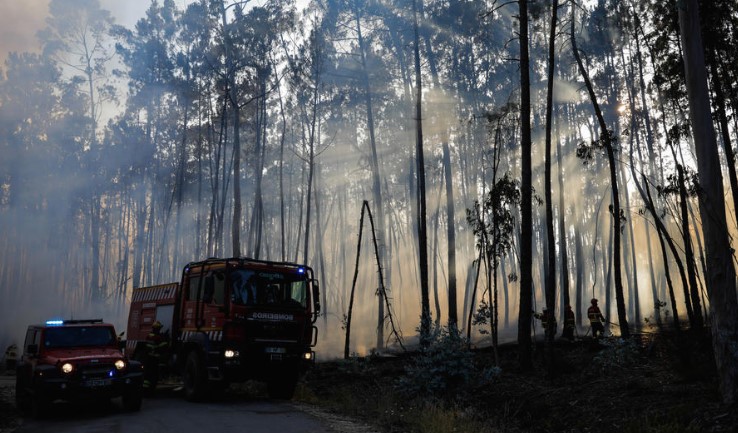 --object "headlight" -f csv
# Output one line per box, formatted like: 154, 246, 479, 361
114, 359, 126, 370
224, 349, 239, 358
61, 363, 74, 374
303, 352, 314, 361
